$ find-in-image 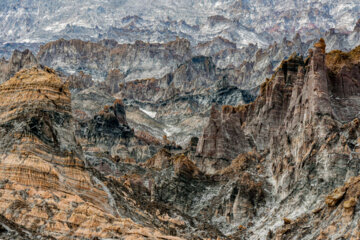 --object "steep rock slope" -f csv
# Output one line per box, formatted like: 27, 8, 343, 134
70, 85, 171, 164
0, 49, 38, 83
81, 41, 360, 239
77, 98, 165, 166
204, 25, 360, 89
194, 40, 360, 238
0, 67, 191, 239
